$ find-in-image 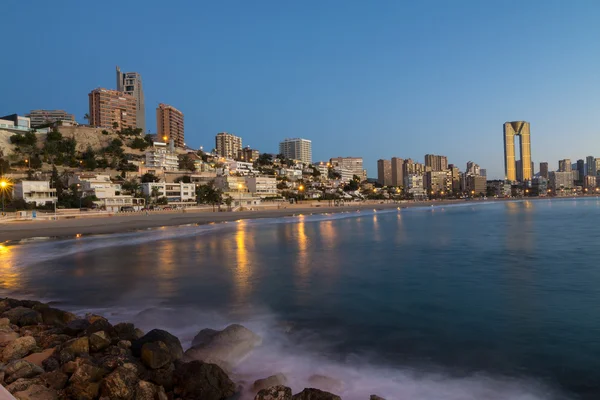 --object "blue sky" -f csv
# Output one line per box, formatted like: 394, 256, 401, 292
2, 0, 600, 178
